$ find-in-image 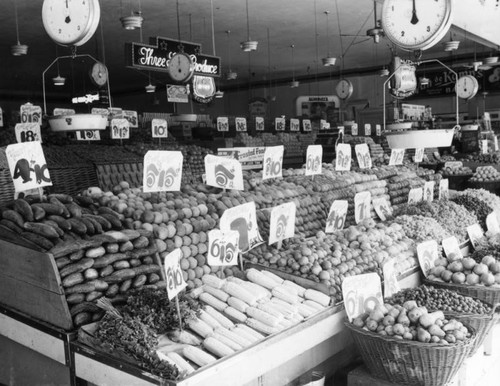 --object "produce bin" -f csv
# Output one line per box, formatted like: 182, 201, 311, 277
441, 174, 472, 191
